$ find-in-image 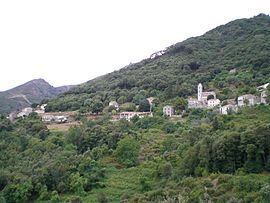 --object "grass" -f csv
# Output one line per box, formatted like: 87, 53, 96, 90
82, 167, 142, 202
